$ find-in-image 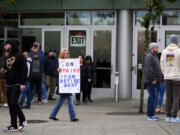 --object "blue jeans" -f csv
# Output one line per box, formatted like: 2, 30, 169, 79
49, 95, 76, 120
156, 82, 165, 107
19, 81, 31, 106
41, 81, 47, 100
147, 83, 159, 117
